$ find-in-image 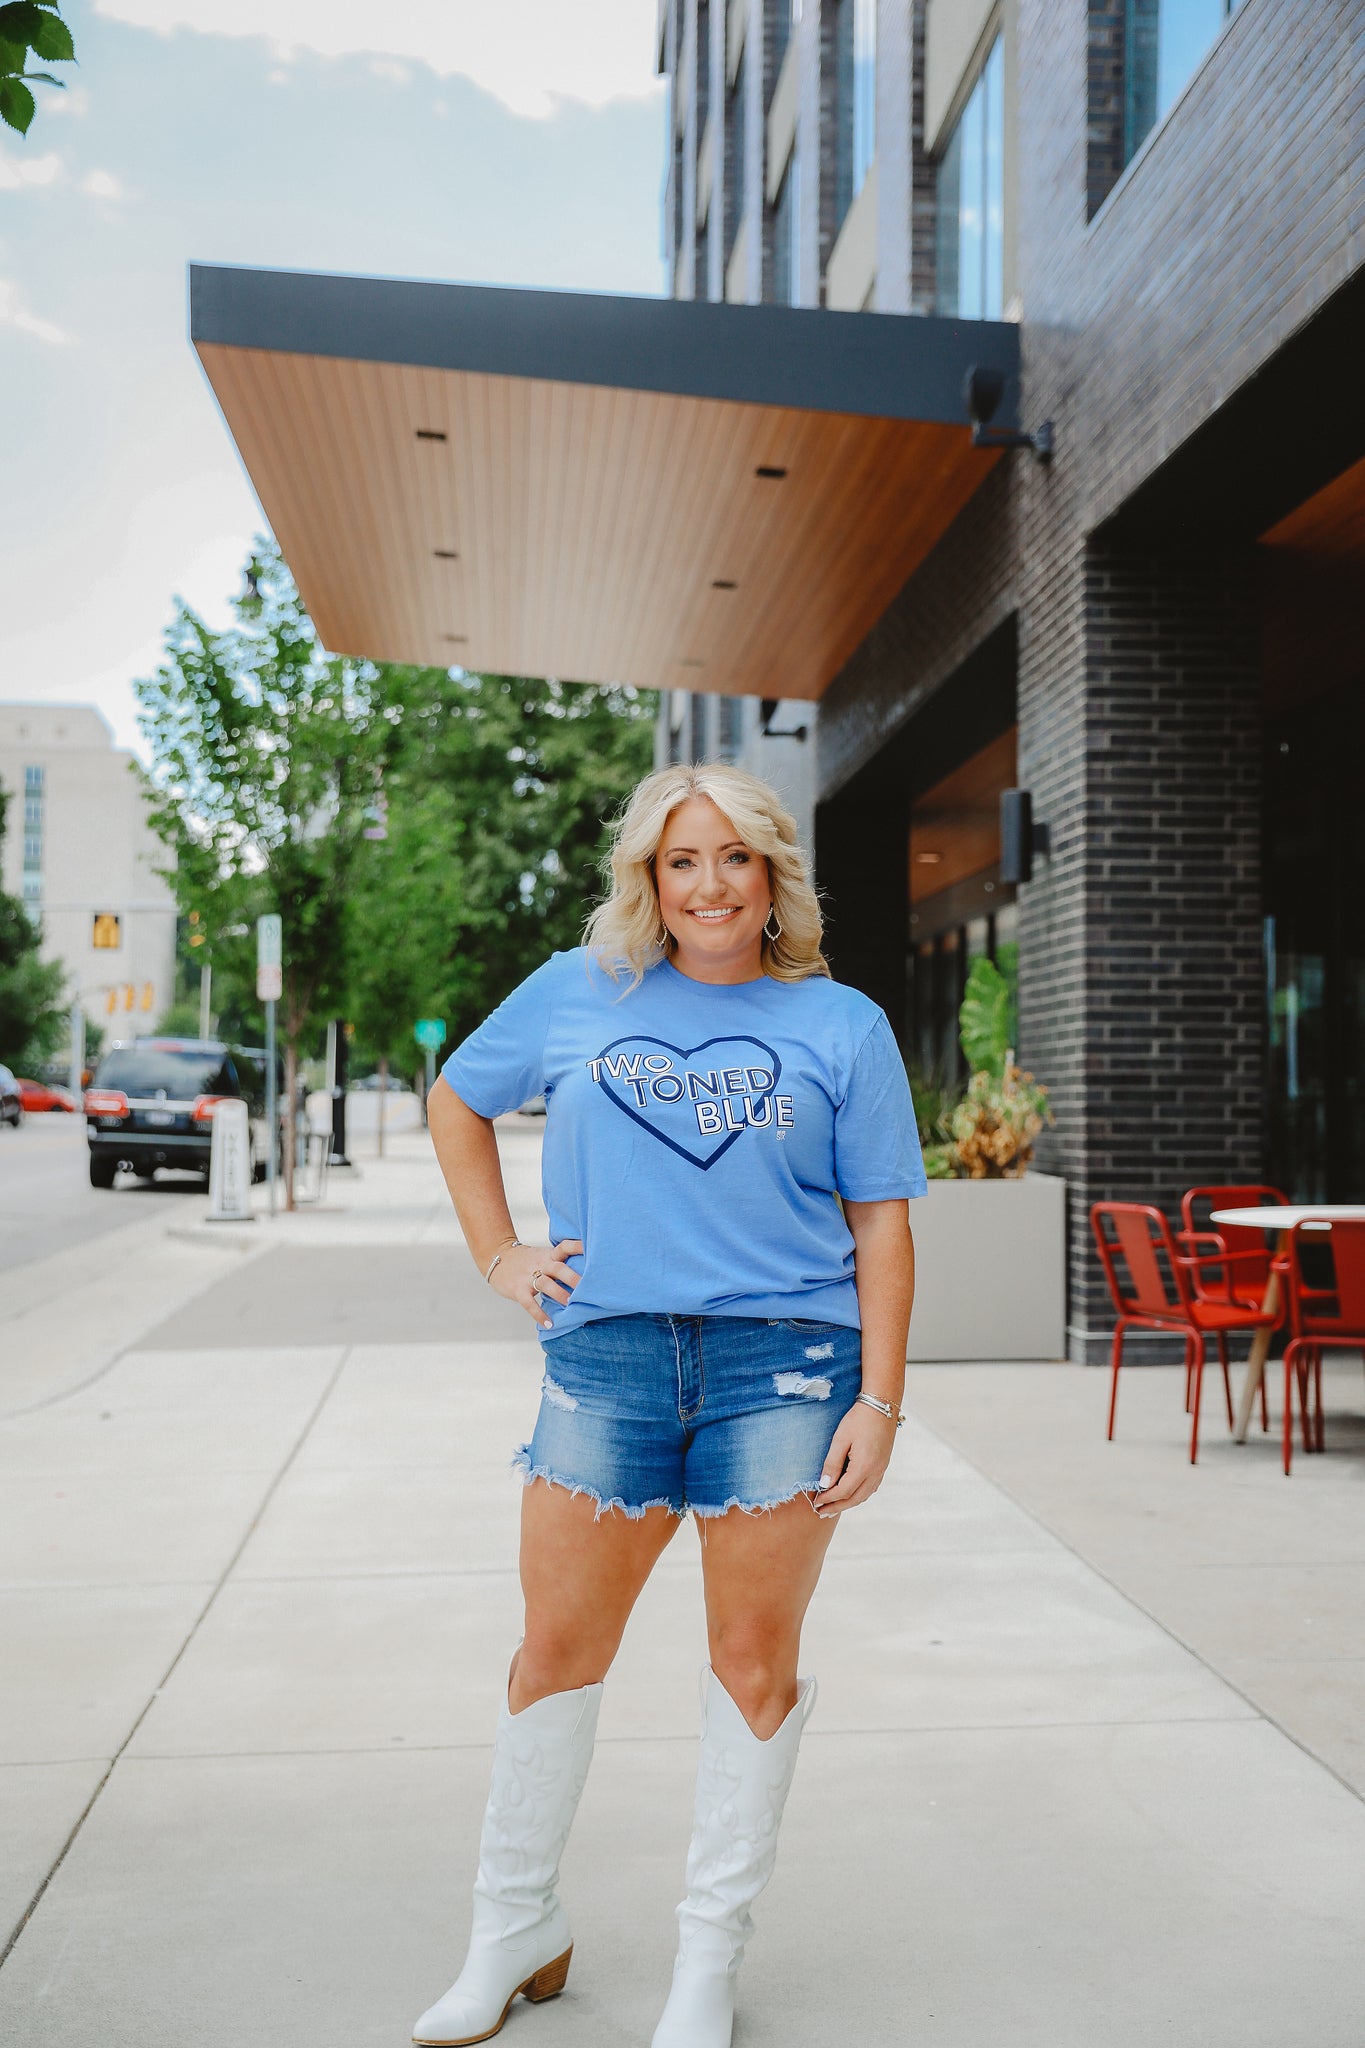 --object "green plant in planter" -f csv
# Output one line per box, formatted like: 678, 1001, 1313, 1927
949, 1062, 1052, 1178
959, 955, 1014, 1079
909, 955, 1053, 1179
